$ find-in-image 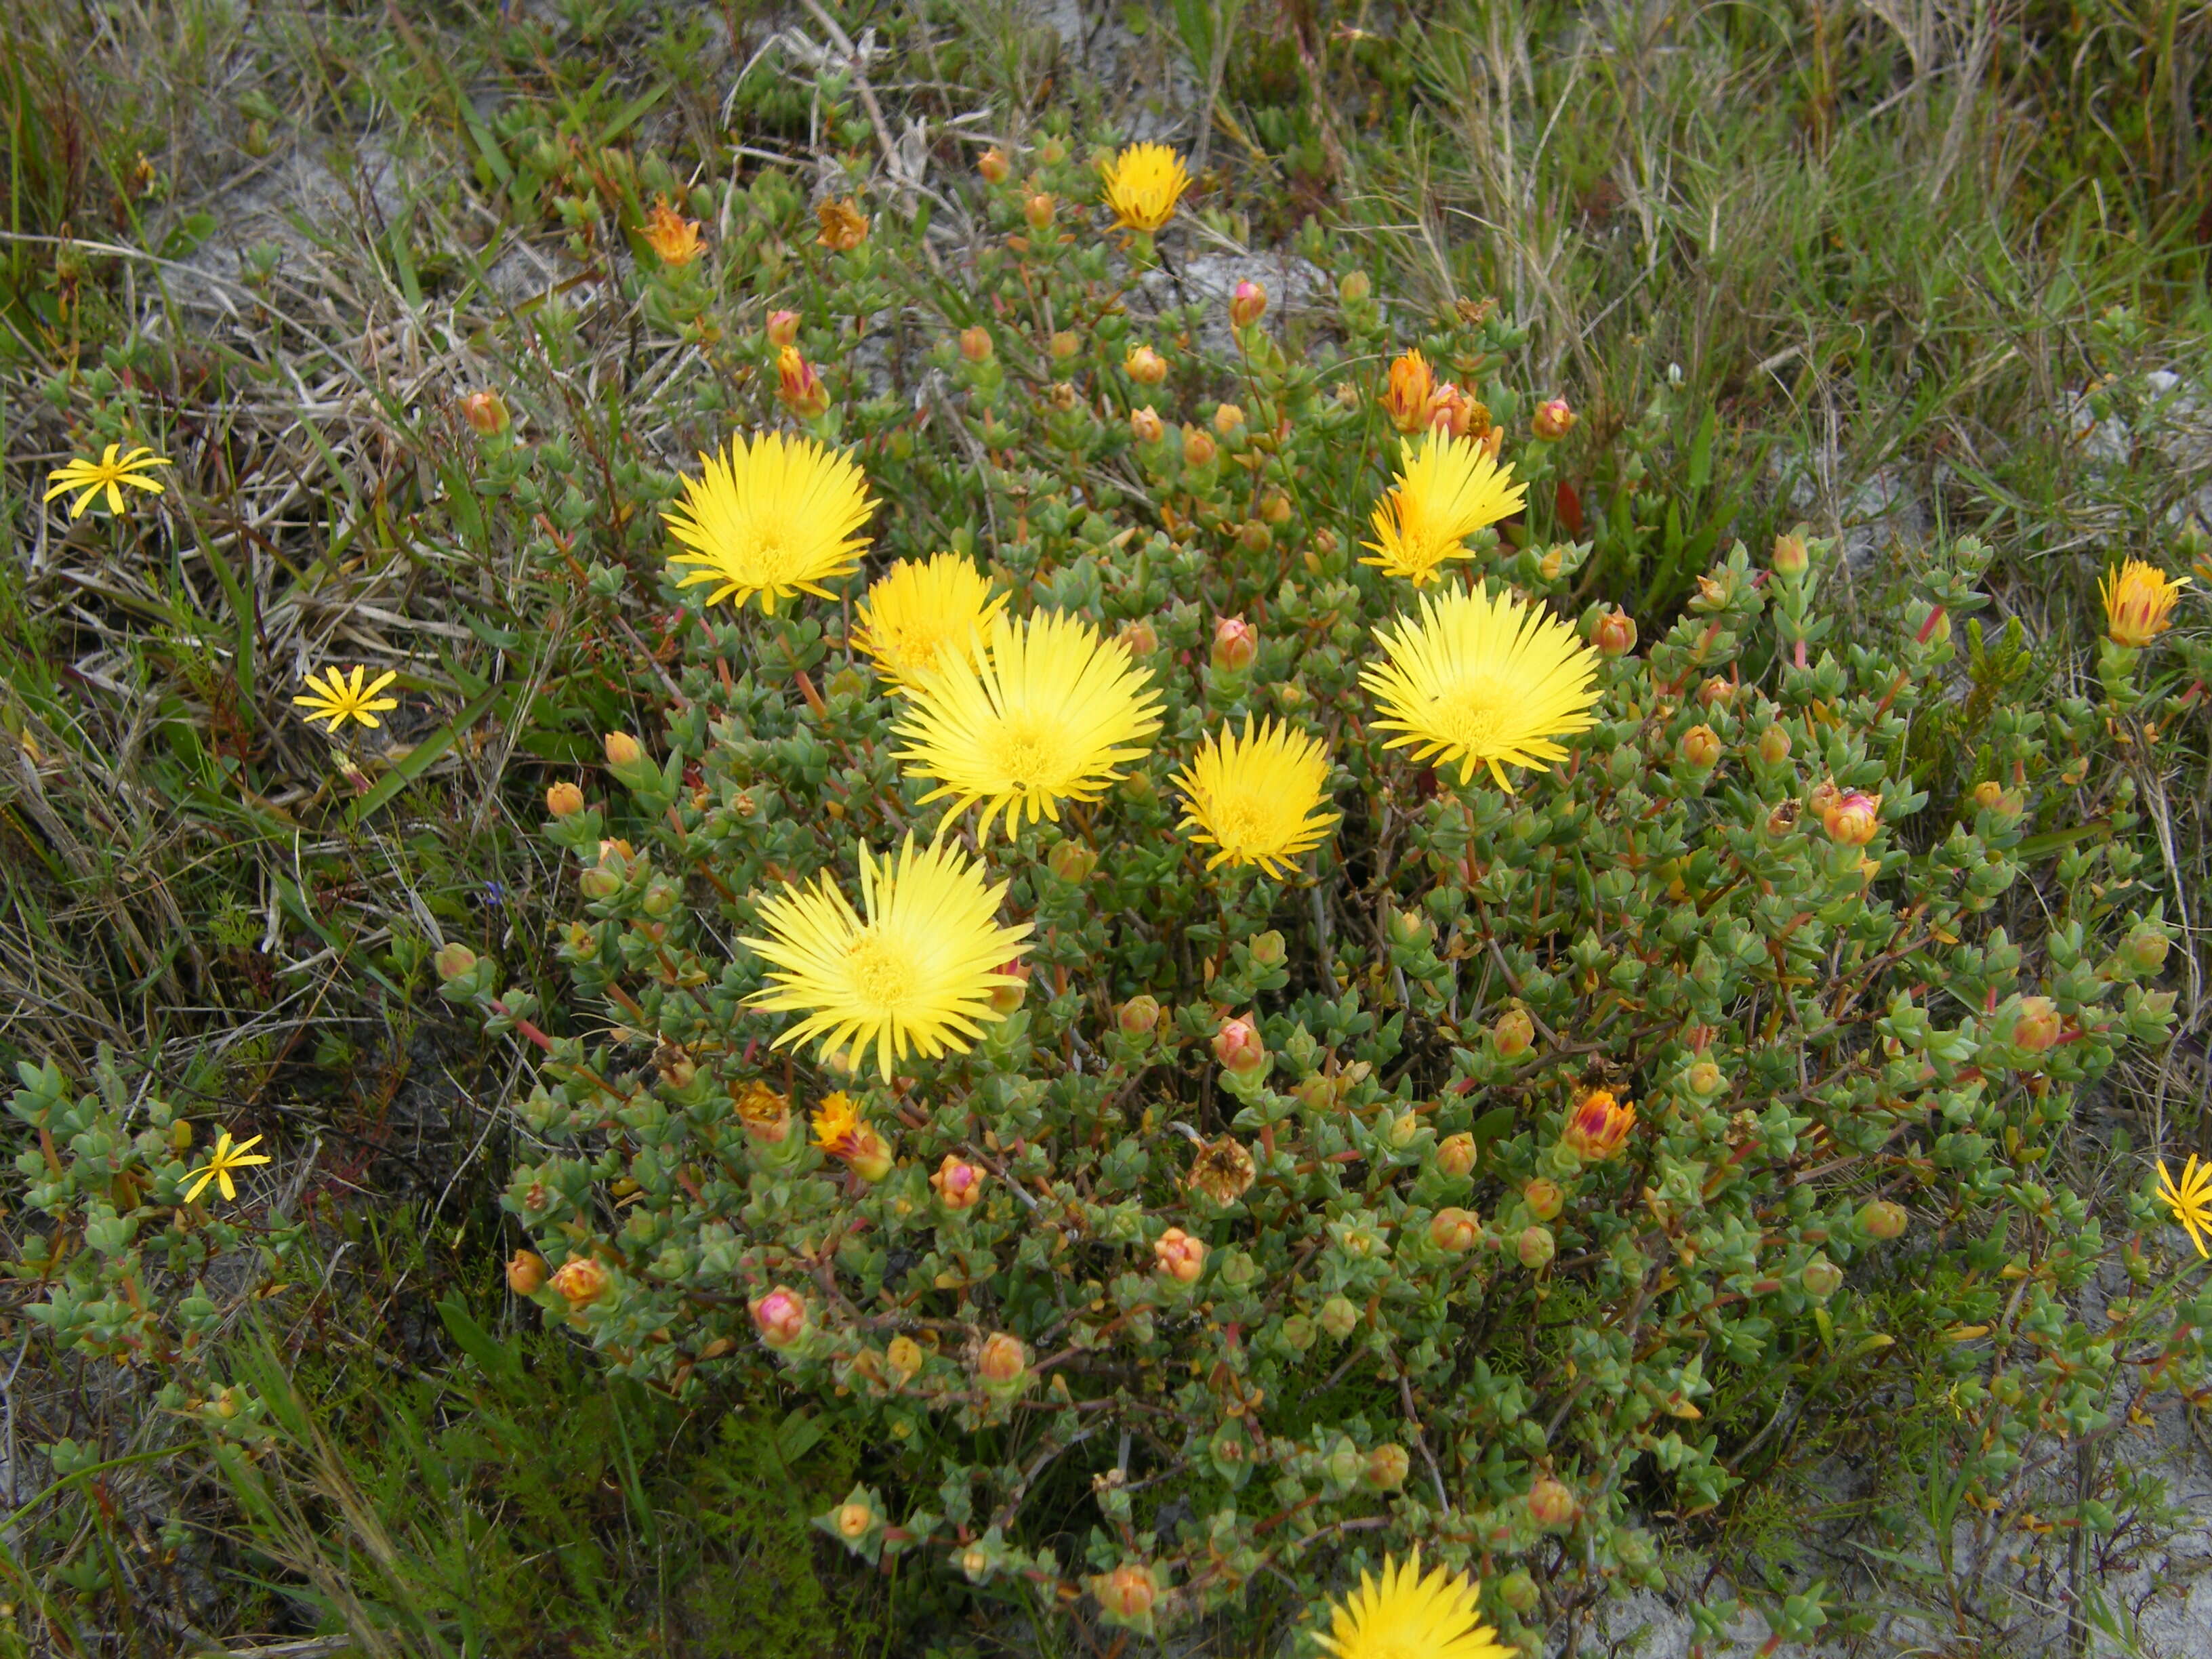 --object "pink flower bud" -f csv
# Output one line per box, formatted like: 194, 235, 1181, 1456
766, 310, 801, 348
1229, 279, 1267, 329
930, 1154, 986, 1212
1213, 1016, 1267, 1076
1771, 533, 1809, 575
1821, 790, 1883, 846
1429, 1207, 1481, 1253
751, 1286, 808, 1349
1532, 397, 1578, 441
1153, 1226, 1208, 1284
1211, 615, 1257, 672
434, 942, 478, 981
